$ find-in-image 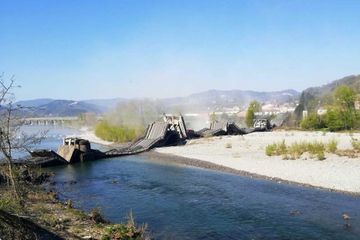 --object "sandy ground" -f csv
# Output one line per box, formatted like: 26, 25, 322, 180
155, 131, 360, 194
